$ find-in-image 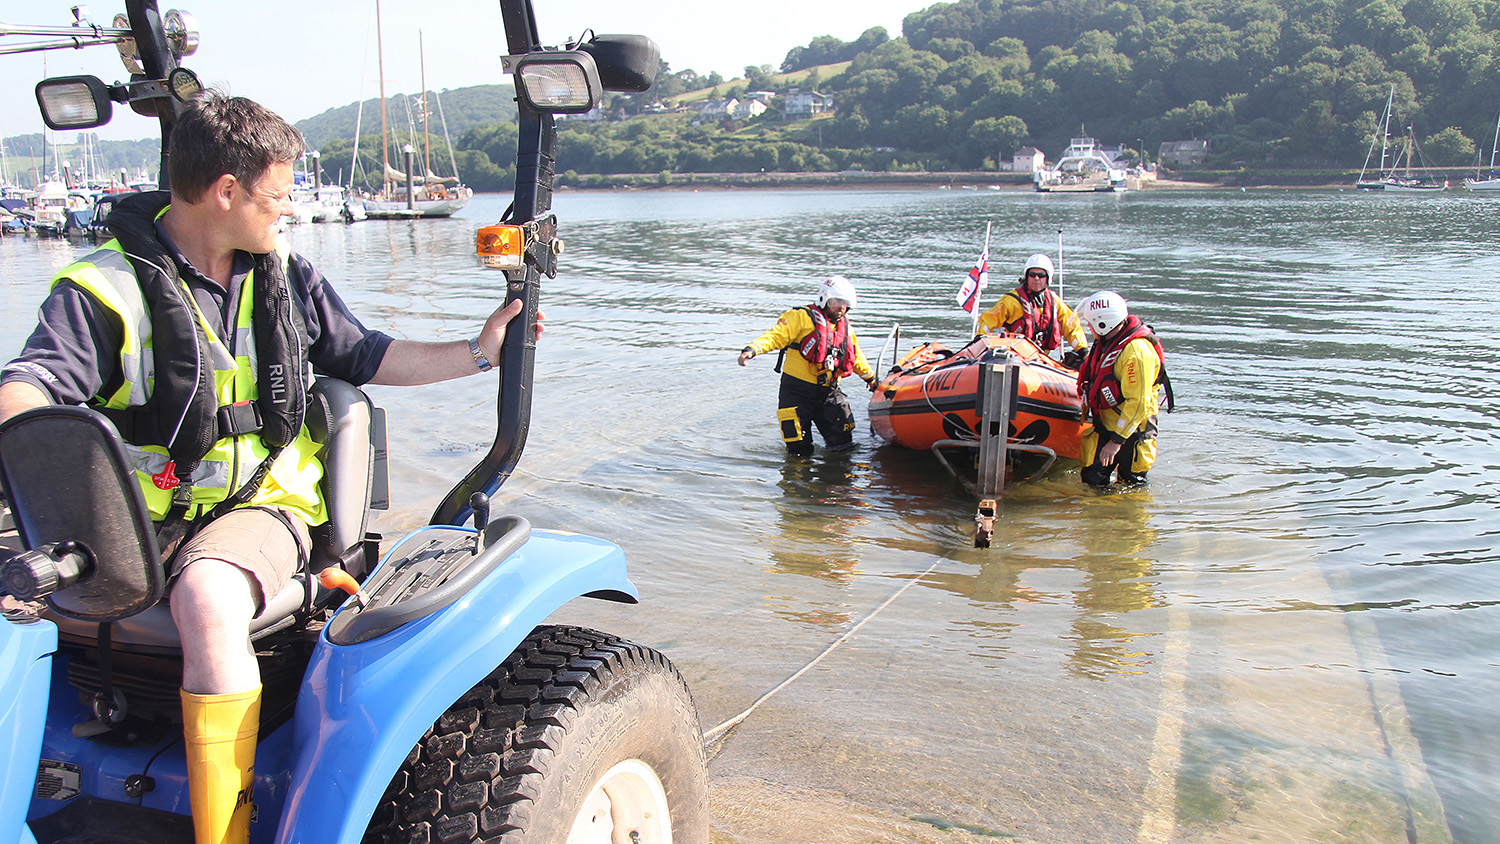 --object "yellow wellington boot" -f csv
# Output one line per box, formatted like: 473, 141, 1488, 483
181, 687, 261, 844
